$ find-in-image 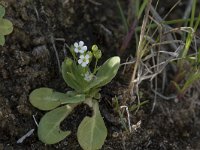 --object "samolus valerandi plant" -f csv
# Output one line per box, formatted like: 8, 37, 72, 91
0, 5, 13, 46
29, 41, 120, 150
